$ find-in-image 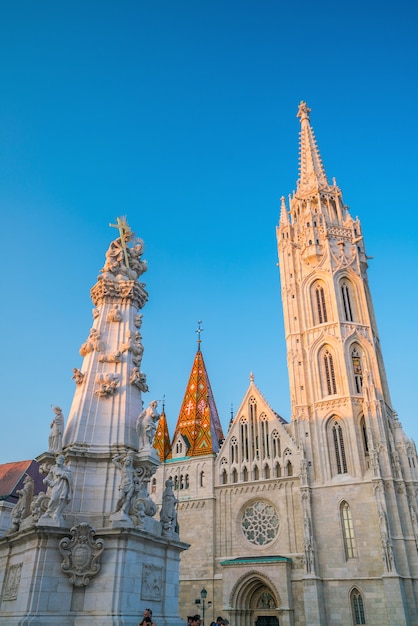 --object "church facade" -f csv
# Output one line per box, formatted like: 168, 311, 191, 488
151, 103, 418, 626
